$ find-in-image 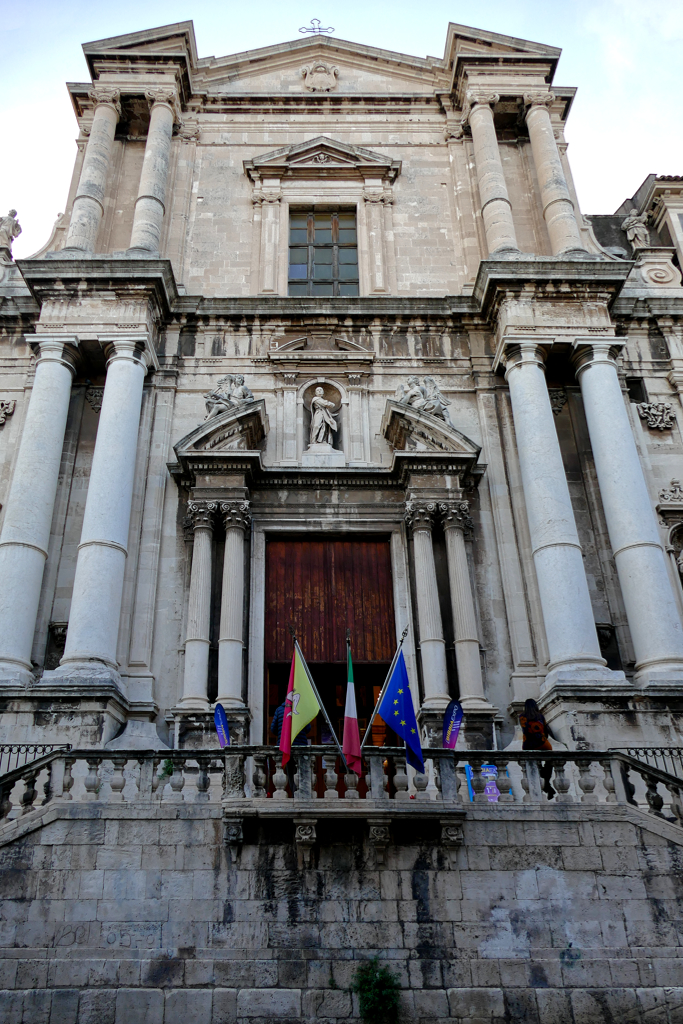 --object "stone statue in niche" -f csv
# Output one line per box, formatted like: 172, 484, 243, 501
395, 375, 454, 427
621, 211, 650, 250
309, 386, 338, 445
204, 374, 254, 422
0, 210, 21, 260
